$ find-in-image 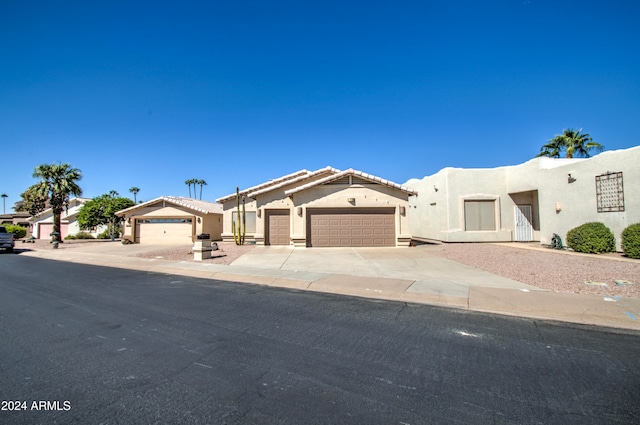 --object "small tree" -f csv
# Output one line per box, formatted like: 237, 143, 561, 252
77, 194, 134, 241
